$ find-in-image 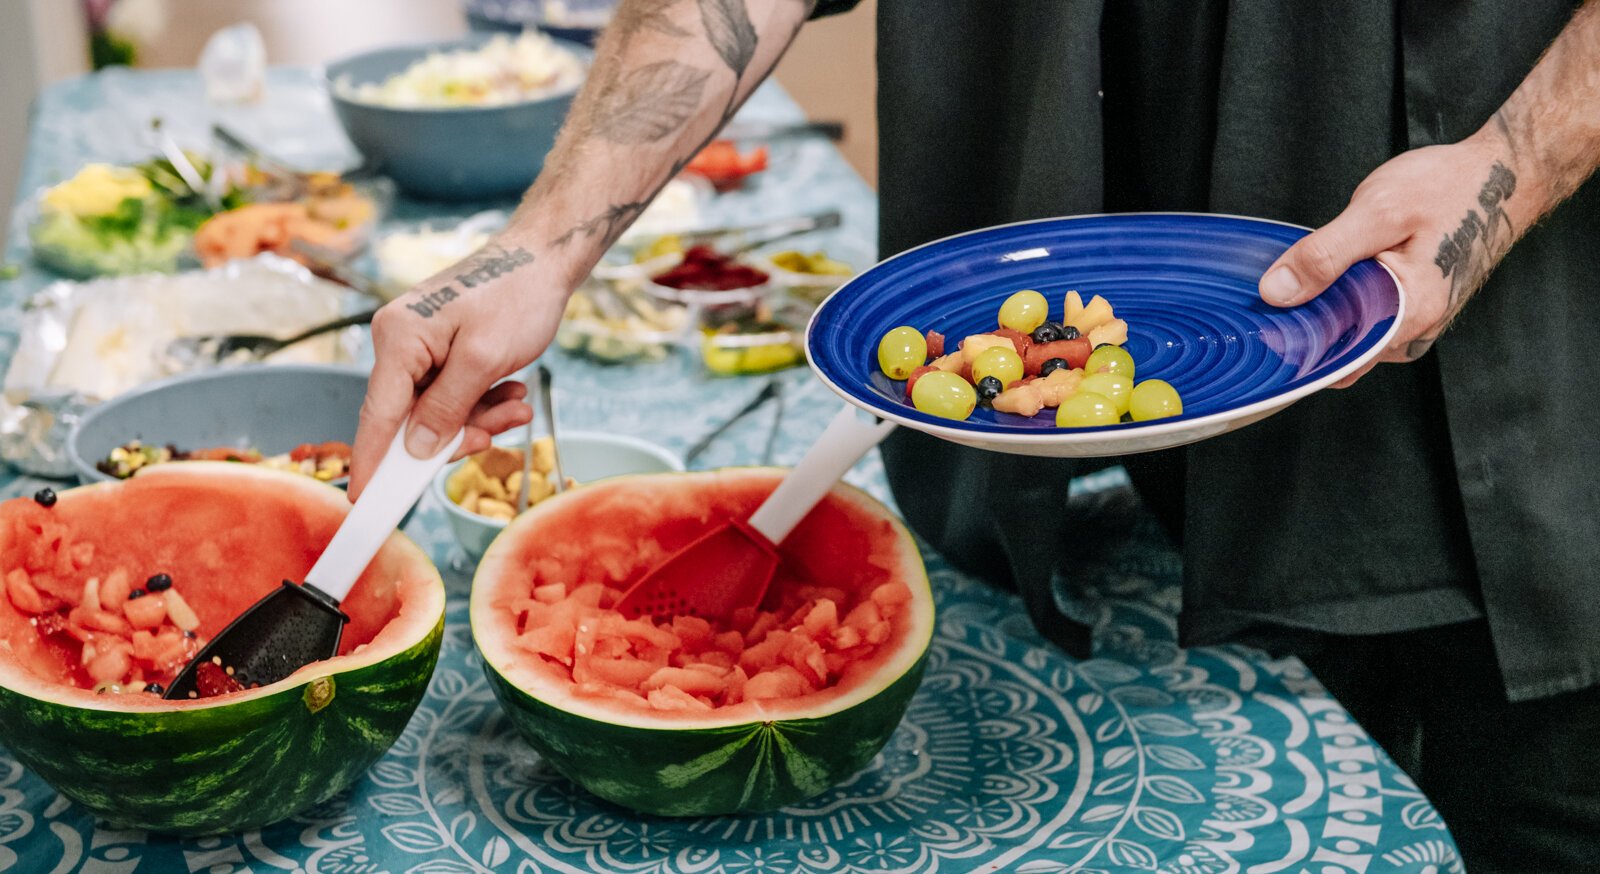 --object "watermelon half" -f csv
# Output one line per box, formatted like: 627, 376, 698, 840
0, 463, 445, 835
471, 469, 934, 816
